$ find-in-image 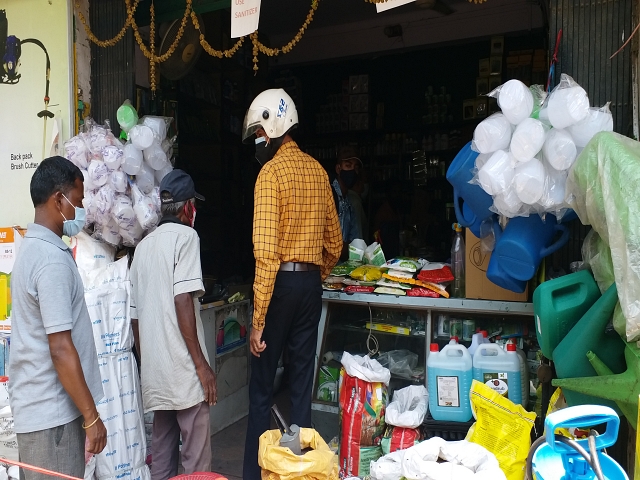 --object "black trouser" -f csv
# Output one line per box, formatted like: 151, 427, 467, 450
243, 270, 322, 480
